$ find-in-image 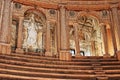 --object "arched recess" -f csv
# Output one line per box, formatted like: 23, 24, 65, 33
75, 14, 105, 56
22, 9, 46, 53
